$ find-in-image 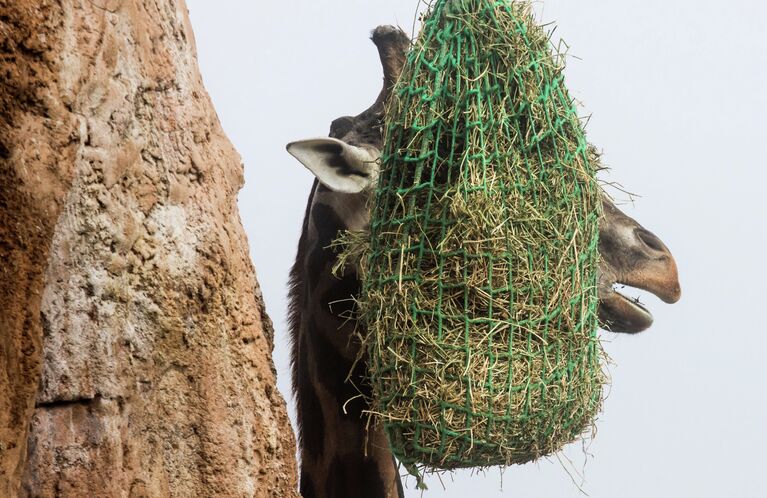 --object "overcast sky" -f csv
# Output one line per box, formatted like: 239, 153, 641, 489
186, 1, 766, 497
